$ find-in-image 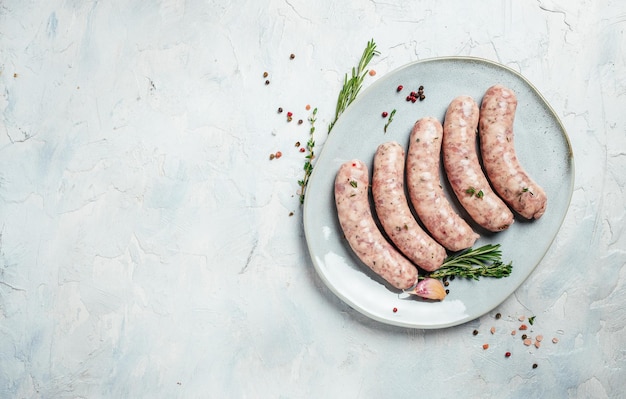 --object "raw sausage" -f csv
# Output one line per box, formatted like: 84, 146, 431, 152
479, 84, 547, 219
406, 118, 479, 251
335, 160, 418, 290
372, 142, 447, 271
443, 96, 514, 232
